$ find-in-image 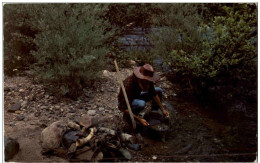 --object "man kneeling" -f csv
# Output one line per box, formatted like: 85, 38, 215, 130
118, 64, 170, 128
